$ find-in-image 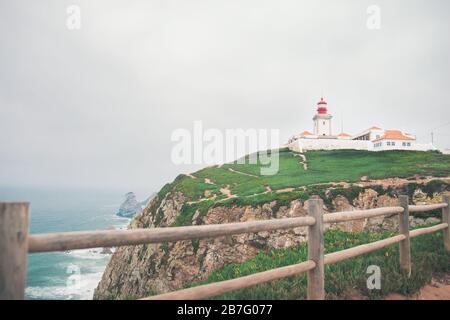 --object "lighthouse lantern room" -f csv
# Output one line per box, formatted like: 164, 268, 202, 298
313, 97, 332, 136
